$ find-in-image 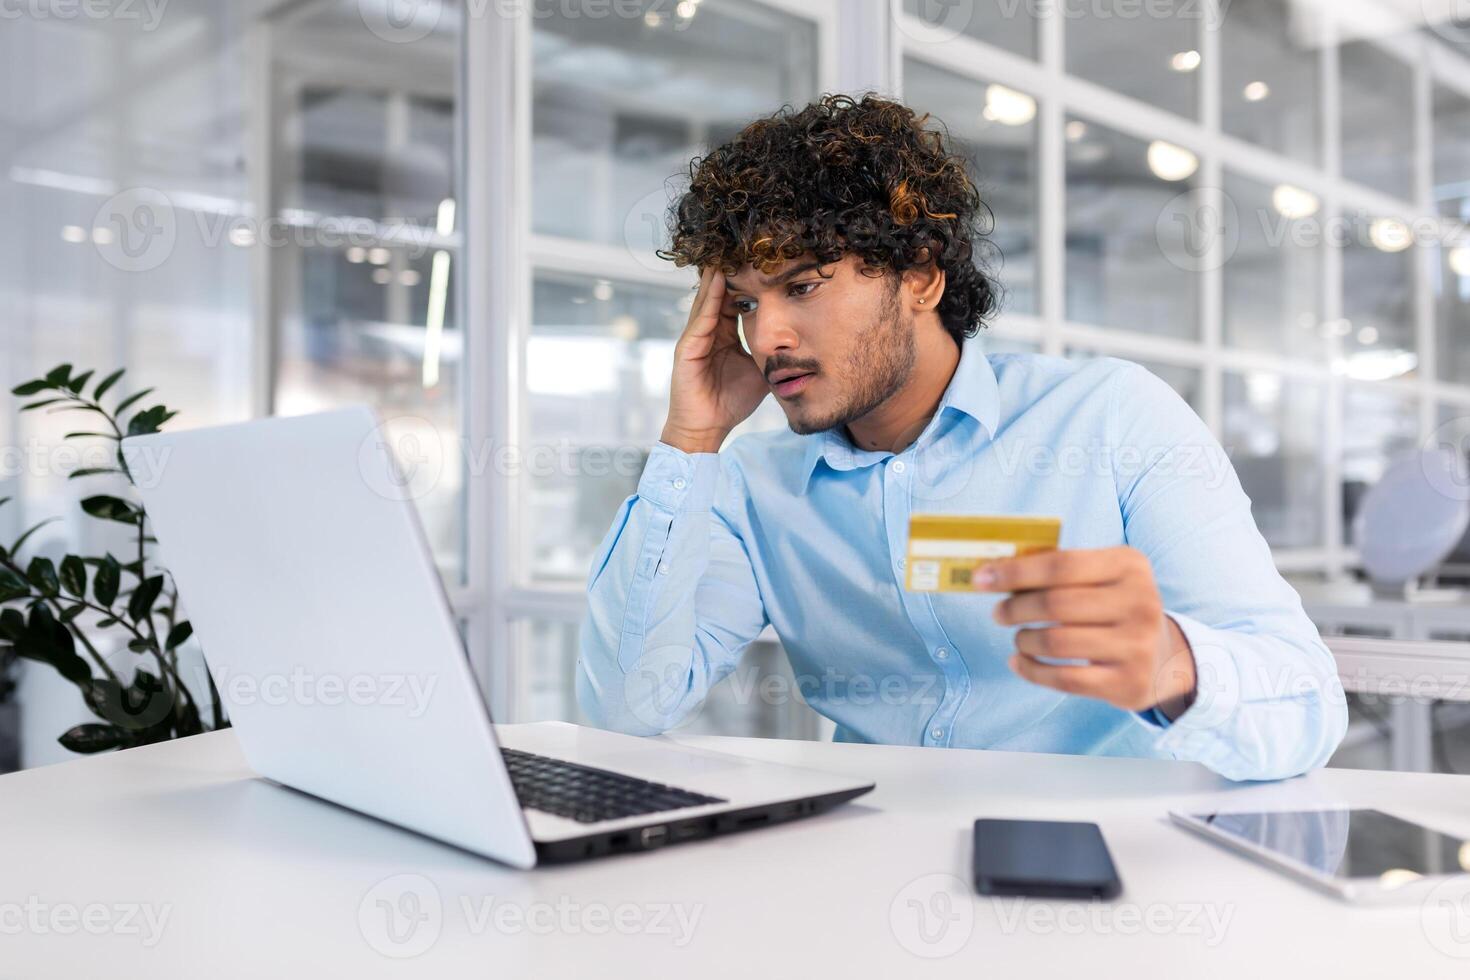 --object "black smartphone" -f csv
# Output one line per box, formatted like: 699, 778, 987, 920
972, 818, 1122, 899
